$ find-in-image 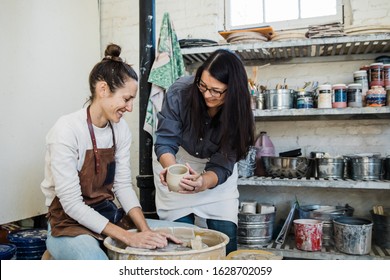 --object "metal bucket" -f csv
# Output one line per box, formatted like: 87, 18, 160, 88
316, 158, 344, 179
370, 208, 390, 248
293, 219, 323, 251
237, 212, 275, 246
298, 204, 354, 246
264, 89, 295, 109
349, 157, 384, 180
333, 217, 373, 255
